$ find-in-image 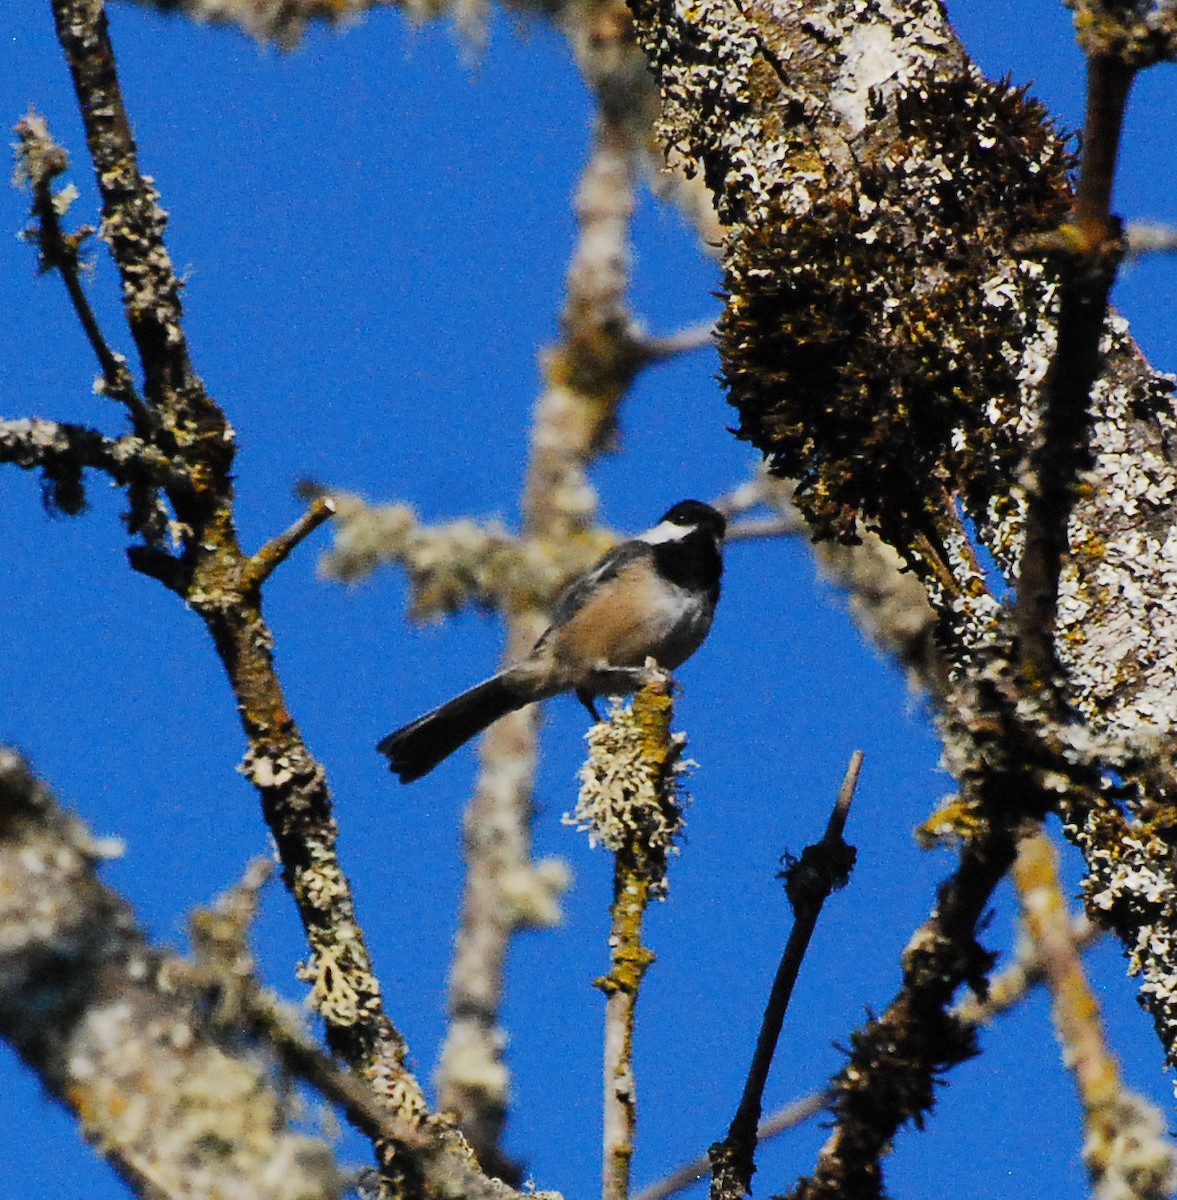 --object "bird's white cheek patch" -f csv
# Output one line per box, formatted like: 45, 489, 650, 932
640, 520, 691, 545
